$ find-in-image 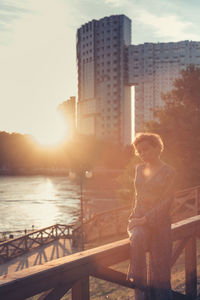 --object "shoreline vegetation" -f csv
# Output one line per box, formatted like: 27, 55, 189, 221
0, 167, 69, 176
0, 167, 124, 176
